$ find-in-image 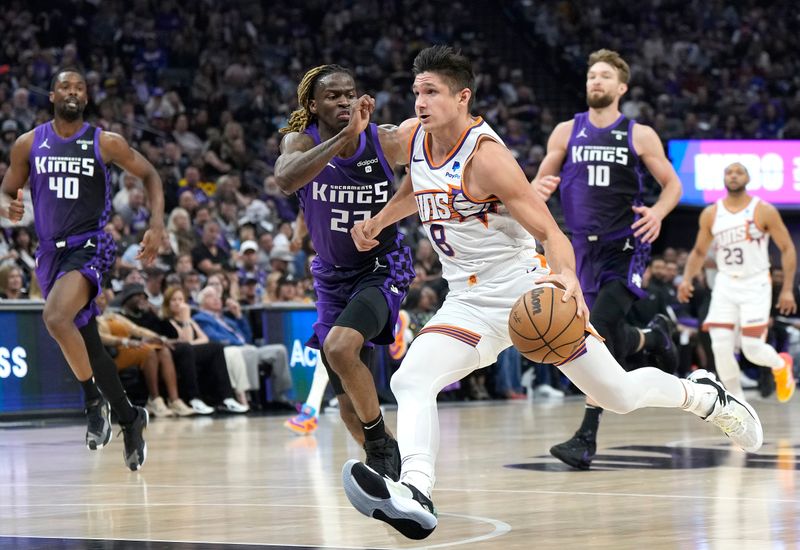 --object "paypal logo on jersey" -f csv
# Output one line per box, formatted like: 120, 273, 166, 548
445, 160, 462, 179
